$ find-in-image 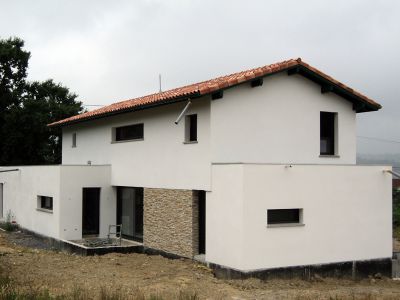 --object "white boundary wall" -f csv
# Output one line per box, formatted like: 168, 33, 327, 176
206, 164, 392, 271
0, 165, 112, 240
0, 166, 61, 238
